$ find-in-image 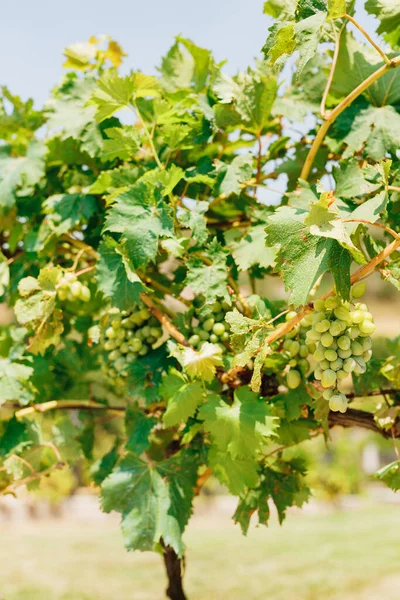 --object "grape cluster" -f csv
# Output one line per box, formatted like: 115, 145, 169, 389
57, 277, 91, 303
282, 311, 311, 390
304, 284, 375, 413
187, 301, 230, 352
101, 307, 164, 386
